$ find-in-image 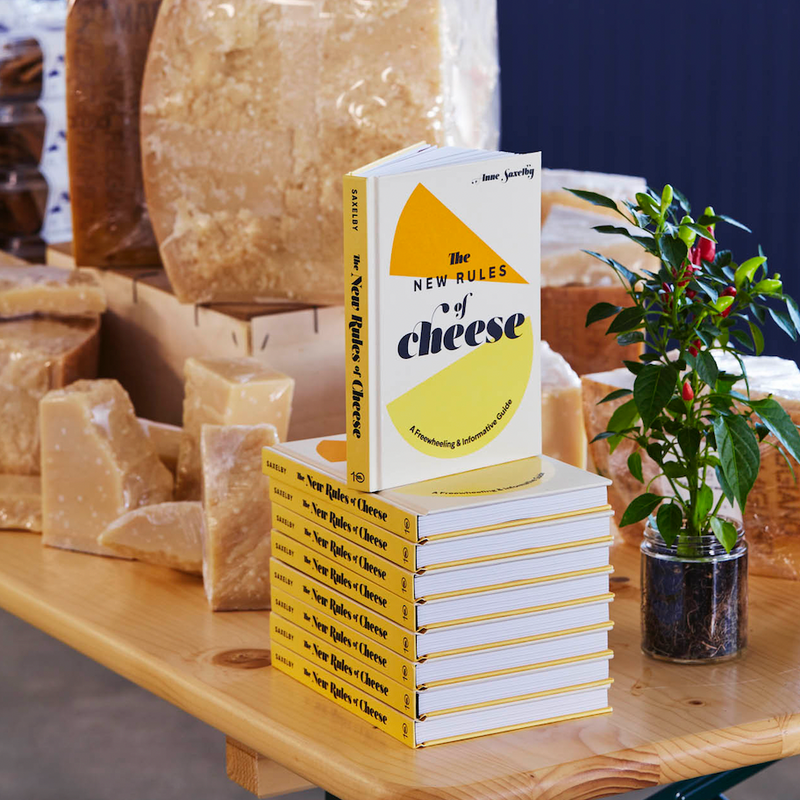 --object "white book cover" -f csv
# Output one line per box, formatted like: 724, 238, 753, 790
344, 144, 542, 491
